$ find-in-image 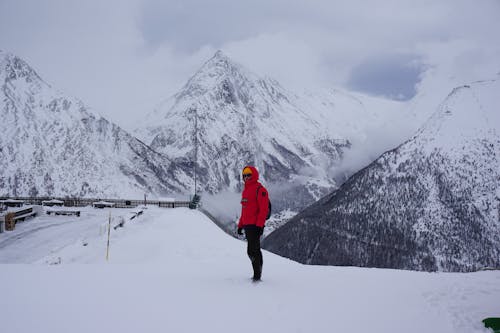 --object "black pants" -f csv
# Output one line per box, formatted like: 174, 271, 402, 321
244, 226, 263, 279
